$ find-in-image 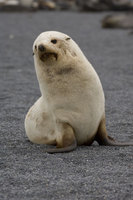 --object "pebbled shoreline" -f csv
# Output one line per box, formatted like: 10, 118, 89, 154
0, 11, 133, 200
